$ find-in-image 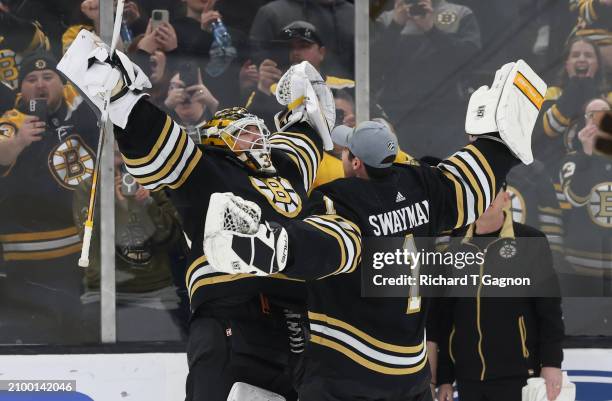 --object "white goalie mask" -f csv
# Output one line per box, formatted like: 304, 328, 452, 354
202, 107, 276, 173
